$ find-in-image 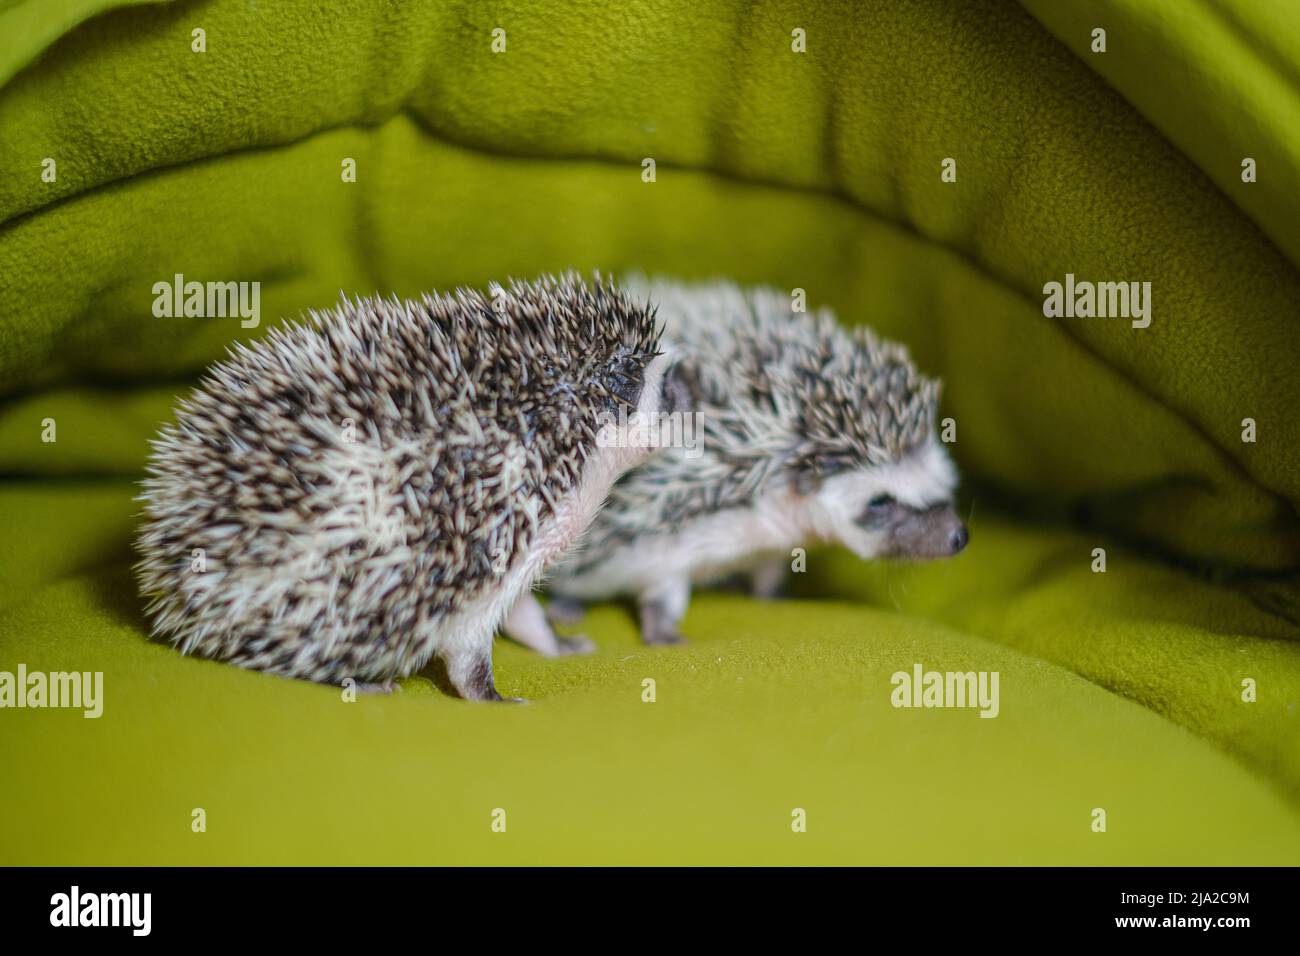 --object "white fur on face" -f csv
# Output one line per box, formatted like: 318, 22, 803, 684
805, 440, 958, 559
